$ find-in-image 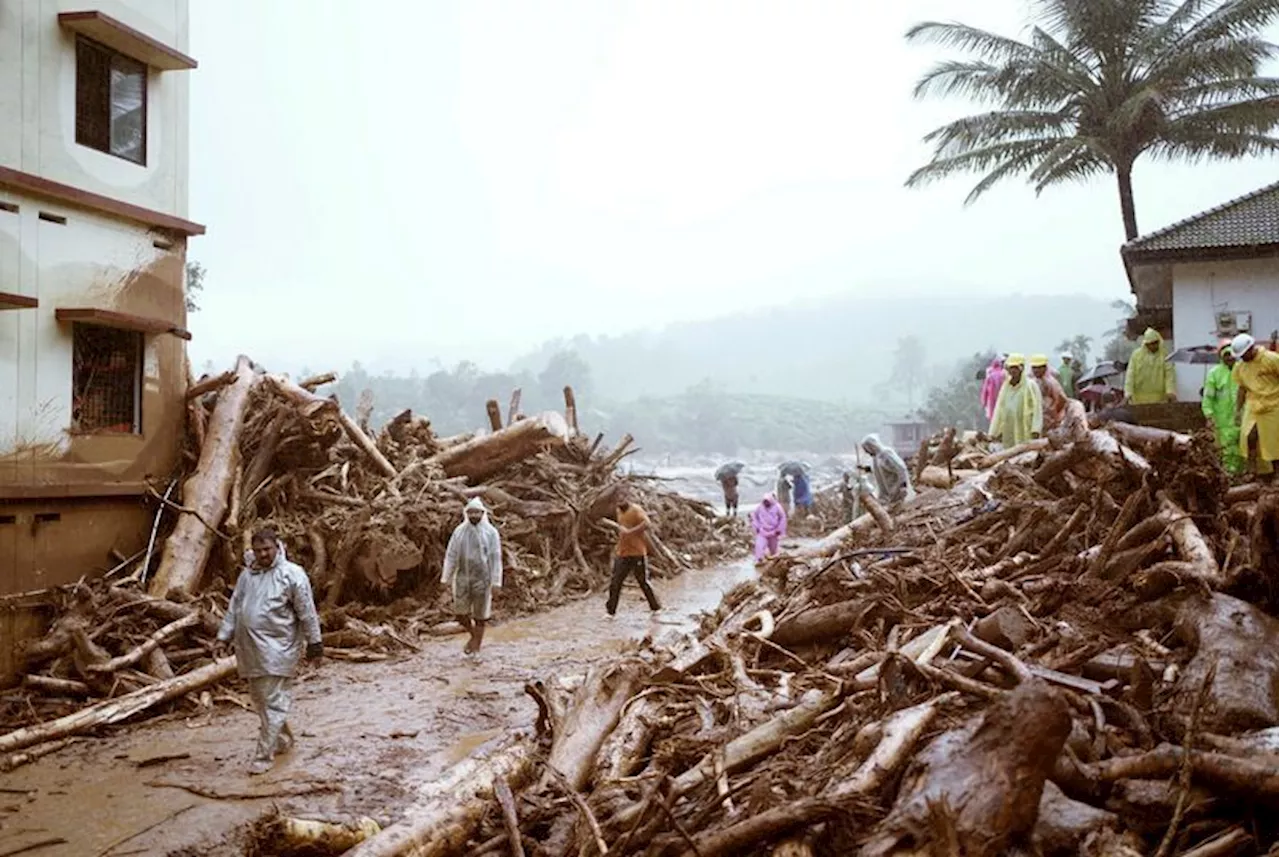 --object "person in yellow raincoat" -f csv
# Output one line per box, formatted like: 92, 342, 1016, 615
1124, 328, 1177, 405
989, 354, 1043, 445
1231, 333, 1279, 477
